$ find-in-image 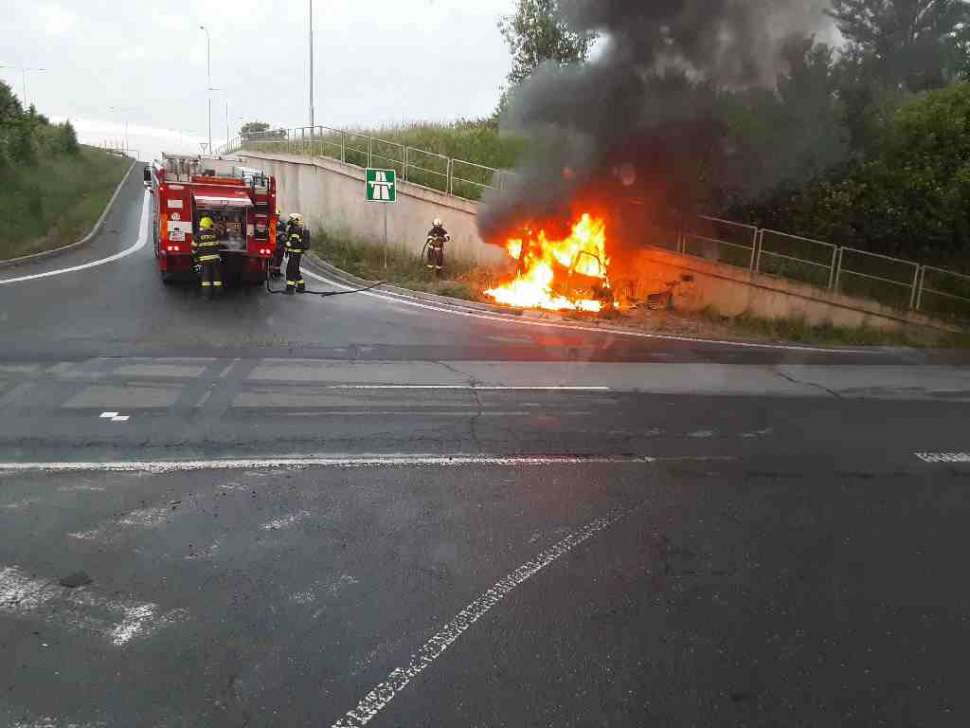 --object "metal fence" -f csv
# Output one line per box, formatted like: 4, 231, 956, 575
221, 126, 504, 202
218, 126, 970, 323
